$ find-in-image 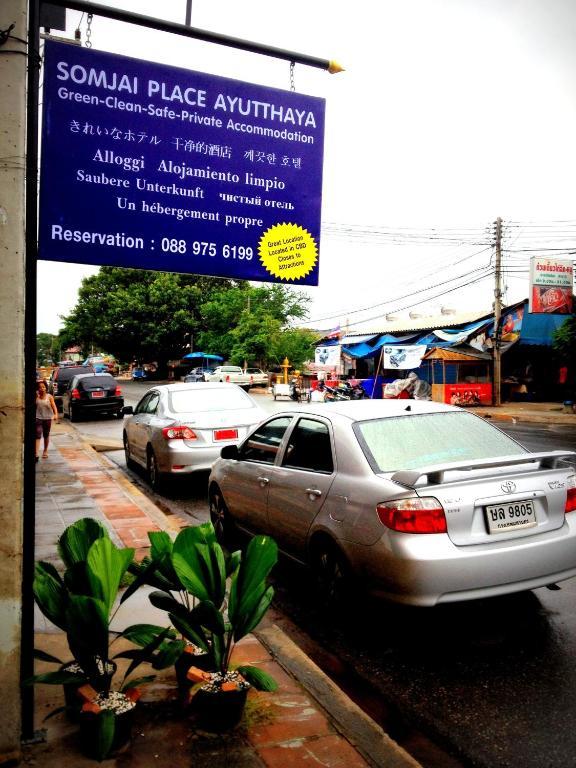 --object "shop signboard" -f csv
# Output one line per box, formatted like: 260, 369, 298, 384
39, 41, 325, 285
529, 257, 573, 314
383, 345, 426, 370
444, 383, 492, 406
314, 344, 341, 368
